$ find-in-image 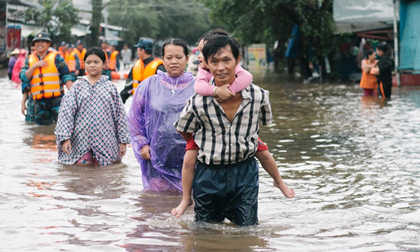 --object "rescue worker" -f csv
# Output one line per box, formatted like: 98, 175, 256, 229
19, 32, 73, 125
66, 44, 80, 81
58, 41, 68, 59
120, 37, 165, 103
74, 40, 86, 77
108, 44, 120, 71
